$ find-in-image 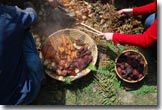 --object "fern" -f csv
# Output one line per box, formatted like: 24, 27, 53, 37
64, 76, 72, 84
103, 40, 116, 53
88, 63, 112, 77
88, 62, 121, 105
88, 63, 97, 71
116, 44, 124, 54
